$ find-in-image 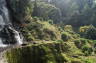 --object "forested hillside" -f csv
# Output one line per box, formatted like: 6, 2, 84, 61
0, 0, 96, 63
34, 0, 96, 27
